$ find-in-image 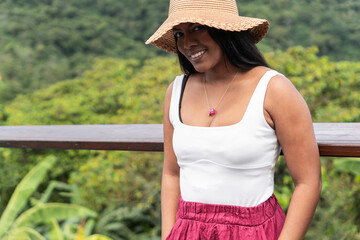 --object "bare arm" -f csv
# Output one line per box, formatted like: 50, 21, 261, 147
265, 75, 322, 240
161, 82, 181, 240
